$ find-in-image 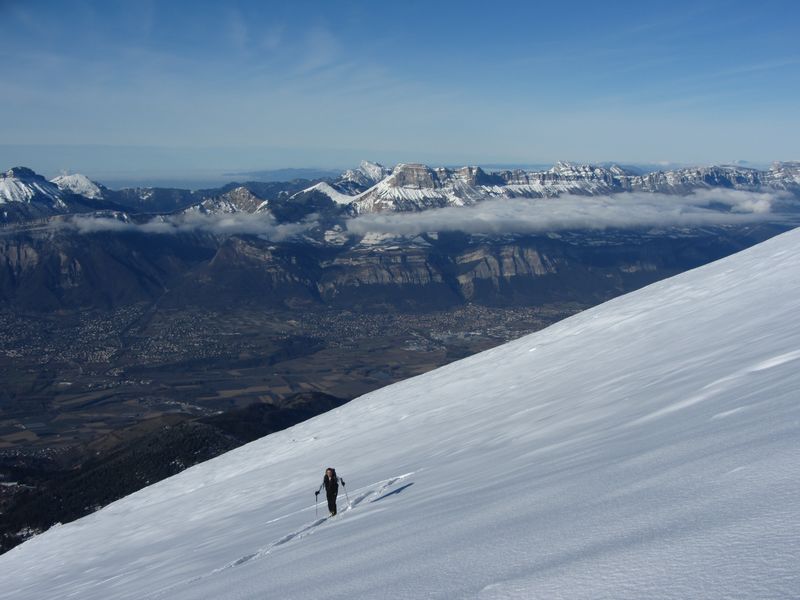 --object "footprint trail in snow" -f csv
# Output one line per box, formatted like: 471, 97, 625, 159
144, 472, 414, 599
